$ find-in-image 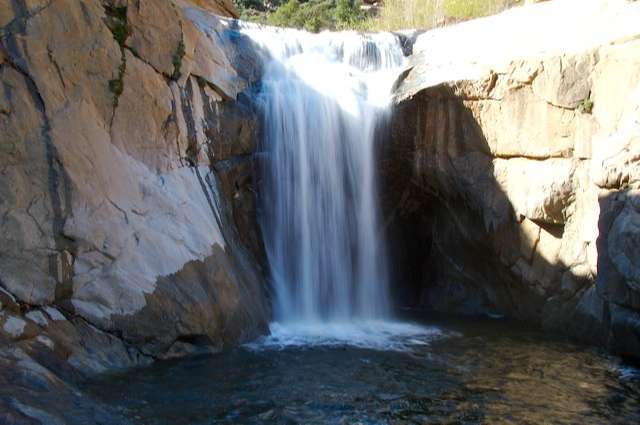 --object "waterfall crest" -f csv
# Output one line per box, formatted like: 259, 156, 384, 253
242, 26, 405, 325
